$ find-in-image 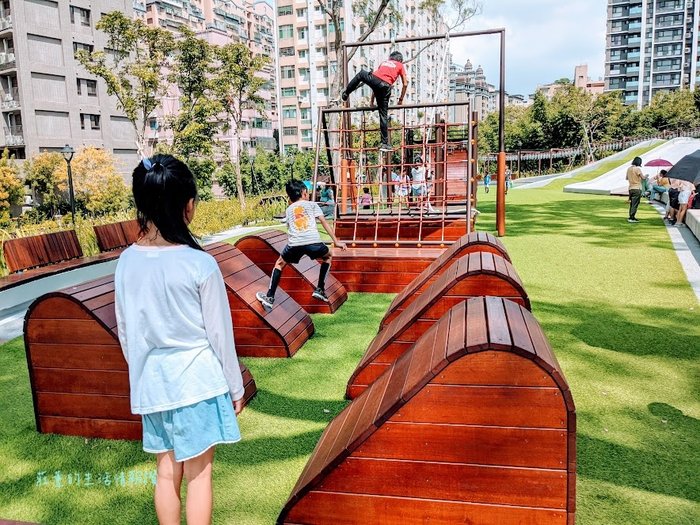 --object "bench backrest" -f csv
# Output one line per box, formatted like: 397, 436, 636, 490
93, 220, 140, 252
3, 230, 83, 273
